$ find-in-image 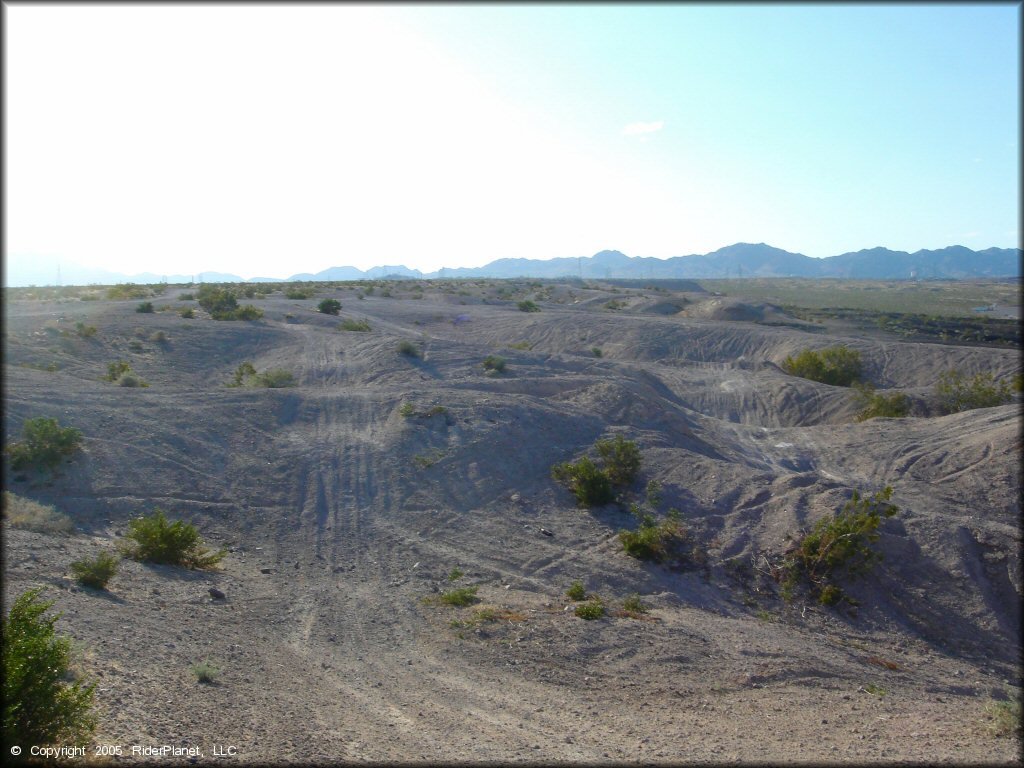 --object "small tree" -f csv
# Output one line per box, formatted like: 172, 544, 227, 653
2, 588, 96, 747
551, 457, 614, 507
782, 346, 862, 386
318, 298, 342, 315
595, 434, 641, 487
